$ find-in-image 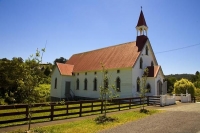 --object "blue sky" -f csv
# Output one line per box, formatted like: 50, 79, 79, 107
0, 0, 200, 75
